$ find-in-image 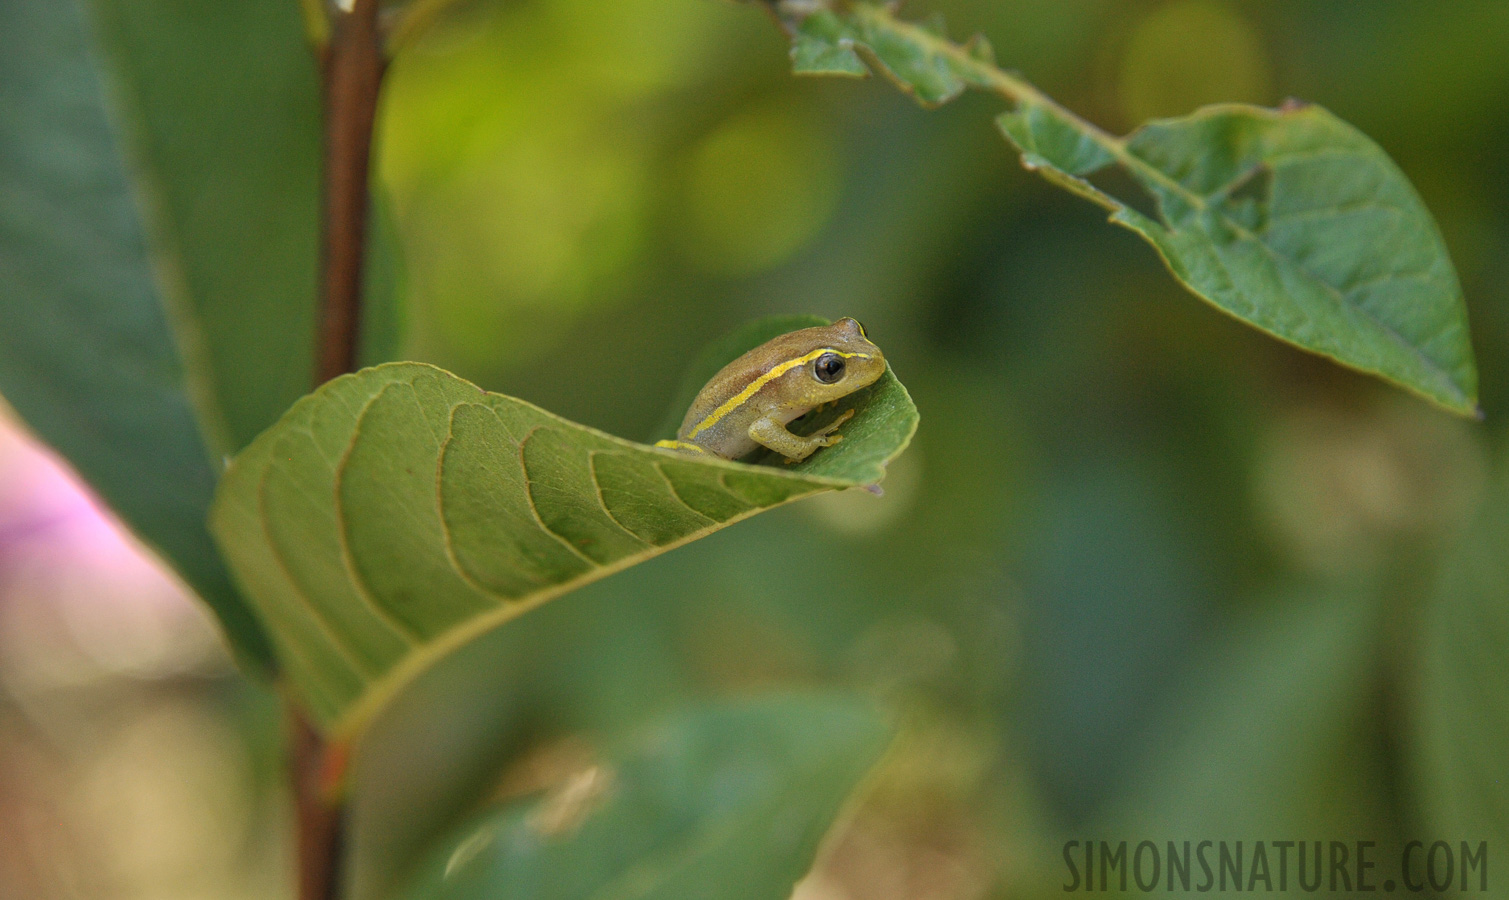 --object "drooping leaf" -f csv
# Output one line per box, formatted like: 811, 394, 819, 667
763, 1, 1480, 416
390, 692, 891, 900
1000, 102, 1478, 416
0, 0, 407, 672
1412, 453, 1509, 875
210, 349, 917, 737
